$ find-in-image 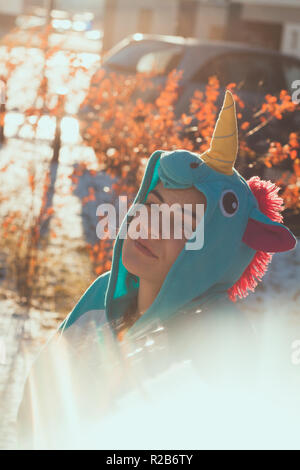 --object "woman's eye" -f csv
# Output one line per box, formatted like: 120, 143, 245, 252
220, 190, 239, 217
144, 201, 154, 207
